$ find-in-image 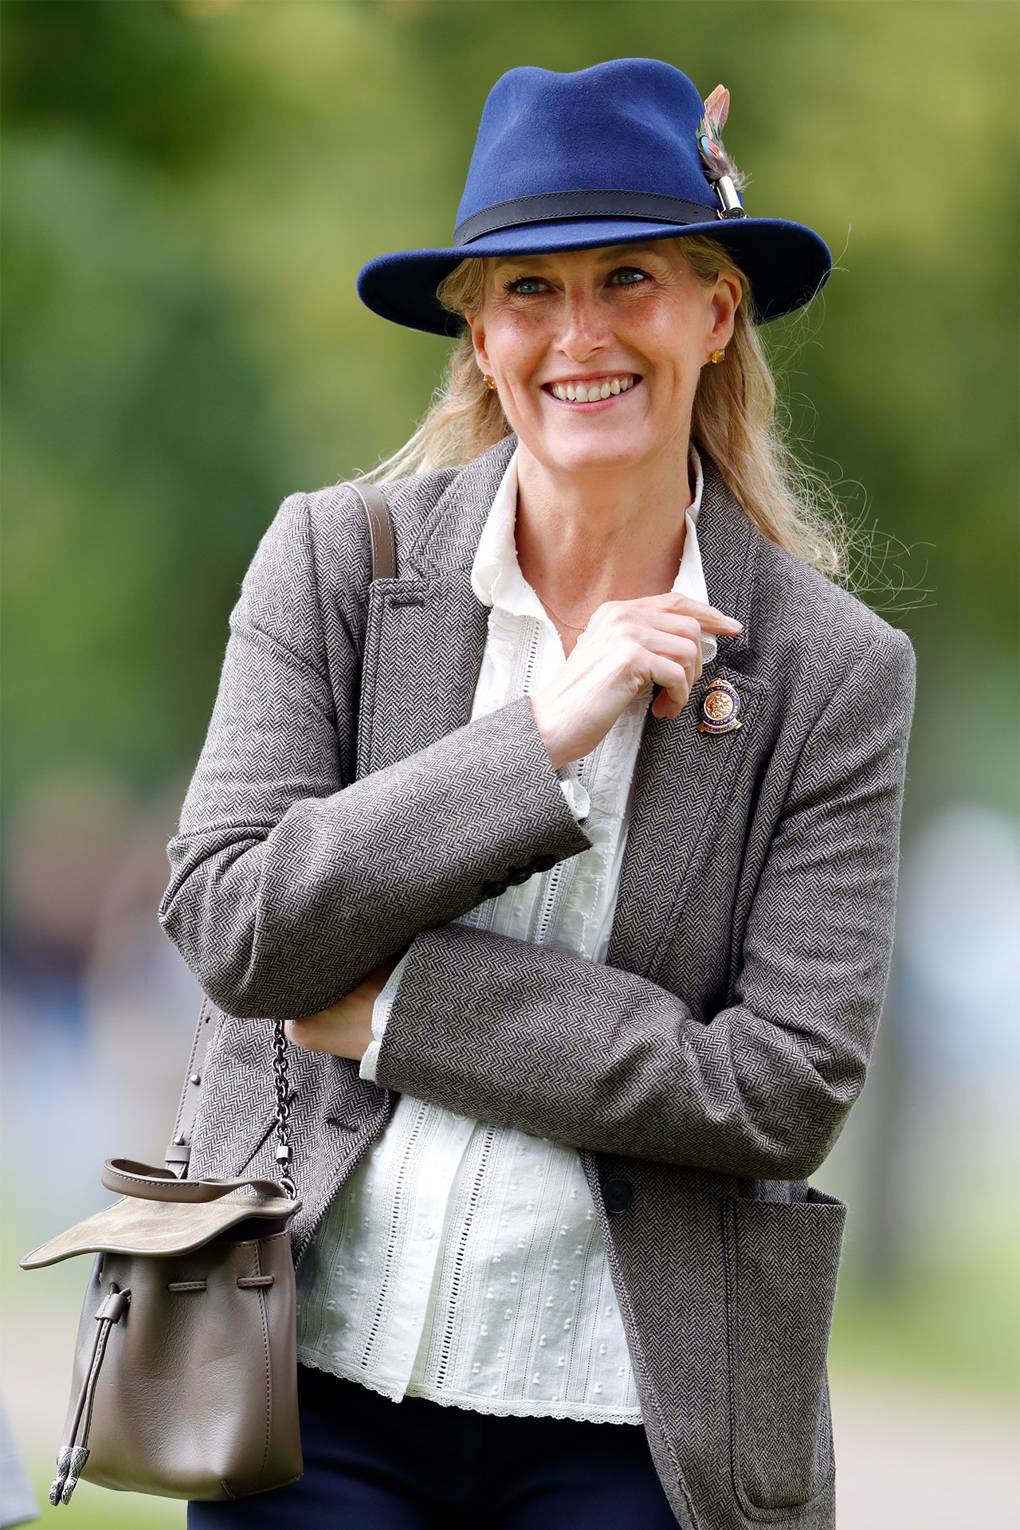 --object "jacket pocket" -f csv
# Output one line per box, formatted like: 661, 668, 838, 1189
723, 1186, 846, 1516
